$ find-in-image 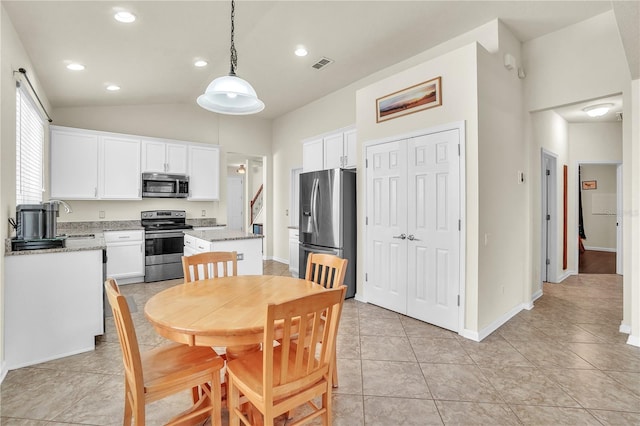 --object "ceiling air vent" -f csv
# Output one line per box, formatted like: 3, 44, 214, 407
312, 57, 334, 70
